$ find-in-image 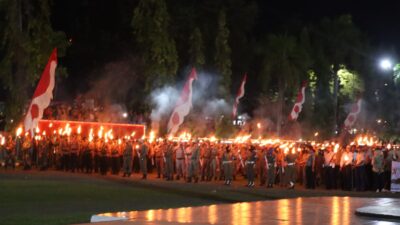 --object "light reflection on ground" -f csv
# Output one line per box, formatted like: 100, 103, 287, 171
94, 197, 400, 225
